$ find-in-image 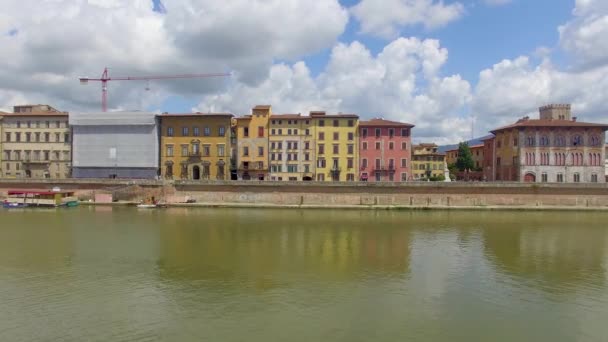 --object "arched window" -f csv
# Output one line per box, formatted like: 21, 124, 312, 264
540, 135, 549, 146
590, 135, 601, 146
527, 135, 535, 146
555, 135, 565, 147
572, 135, 582, 146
